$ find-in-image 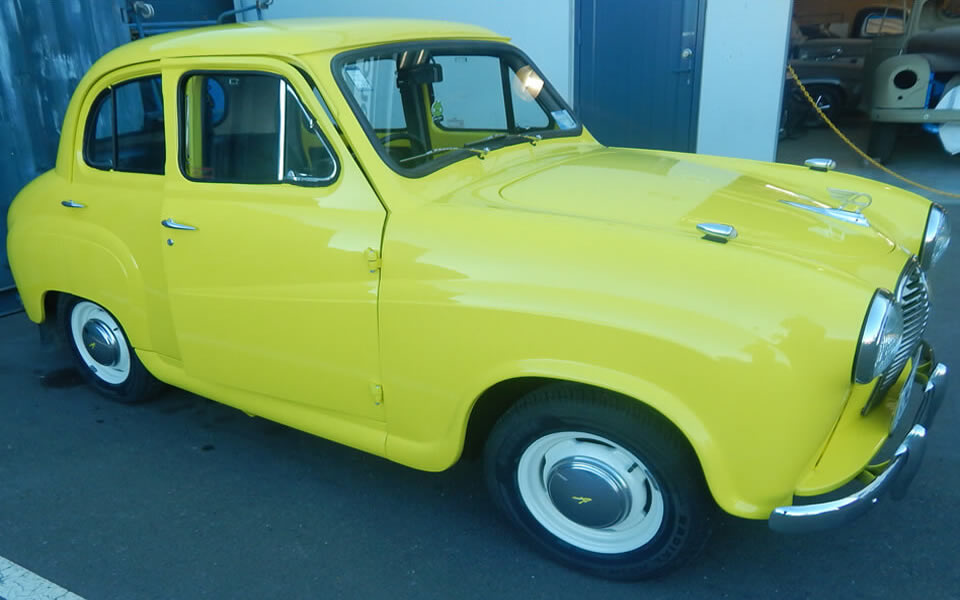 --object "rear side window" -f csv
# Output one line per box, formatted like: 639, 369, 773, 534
83, 76, 165, 174
180, 72, 338, 186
